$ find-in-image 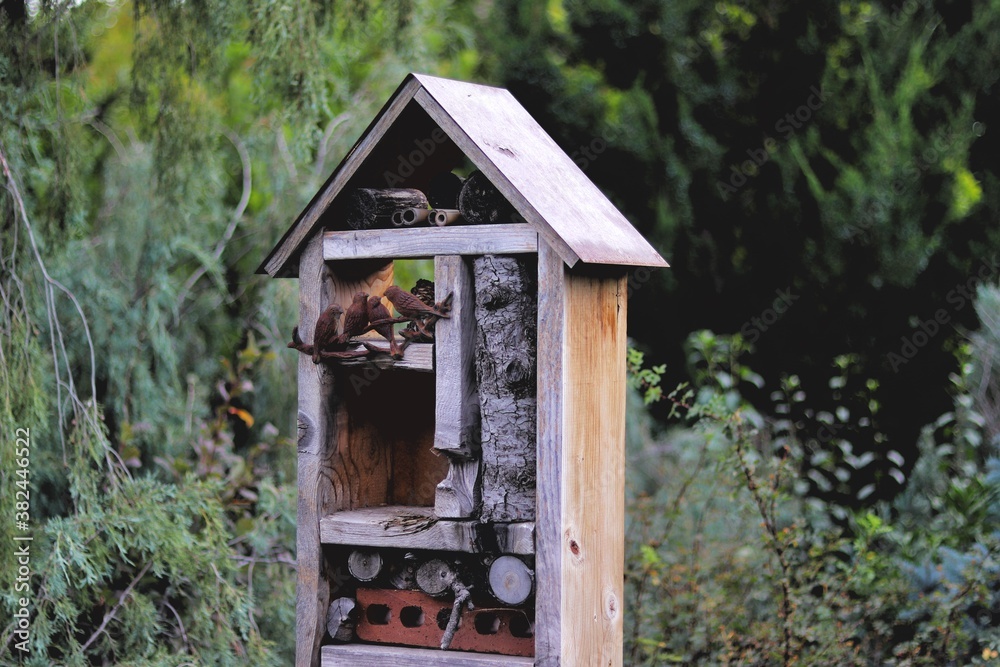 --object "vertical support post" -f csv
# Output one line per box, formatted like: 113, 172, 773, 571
434, 255, 481, 518
534, 241, 565, 666
561, 266, 627, 666
535, 240, 628, 666
296, 234, 334, 667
